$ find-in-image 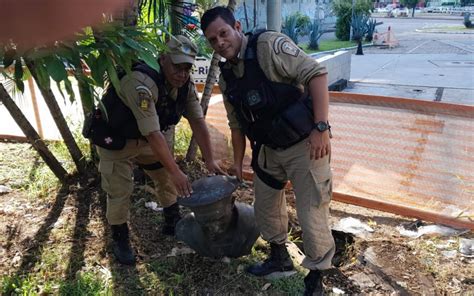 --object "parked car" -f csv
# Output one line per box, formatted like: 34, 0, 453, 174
389, 7, 409, 17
